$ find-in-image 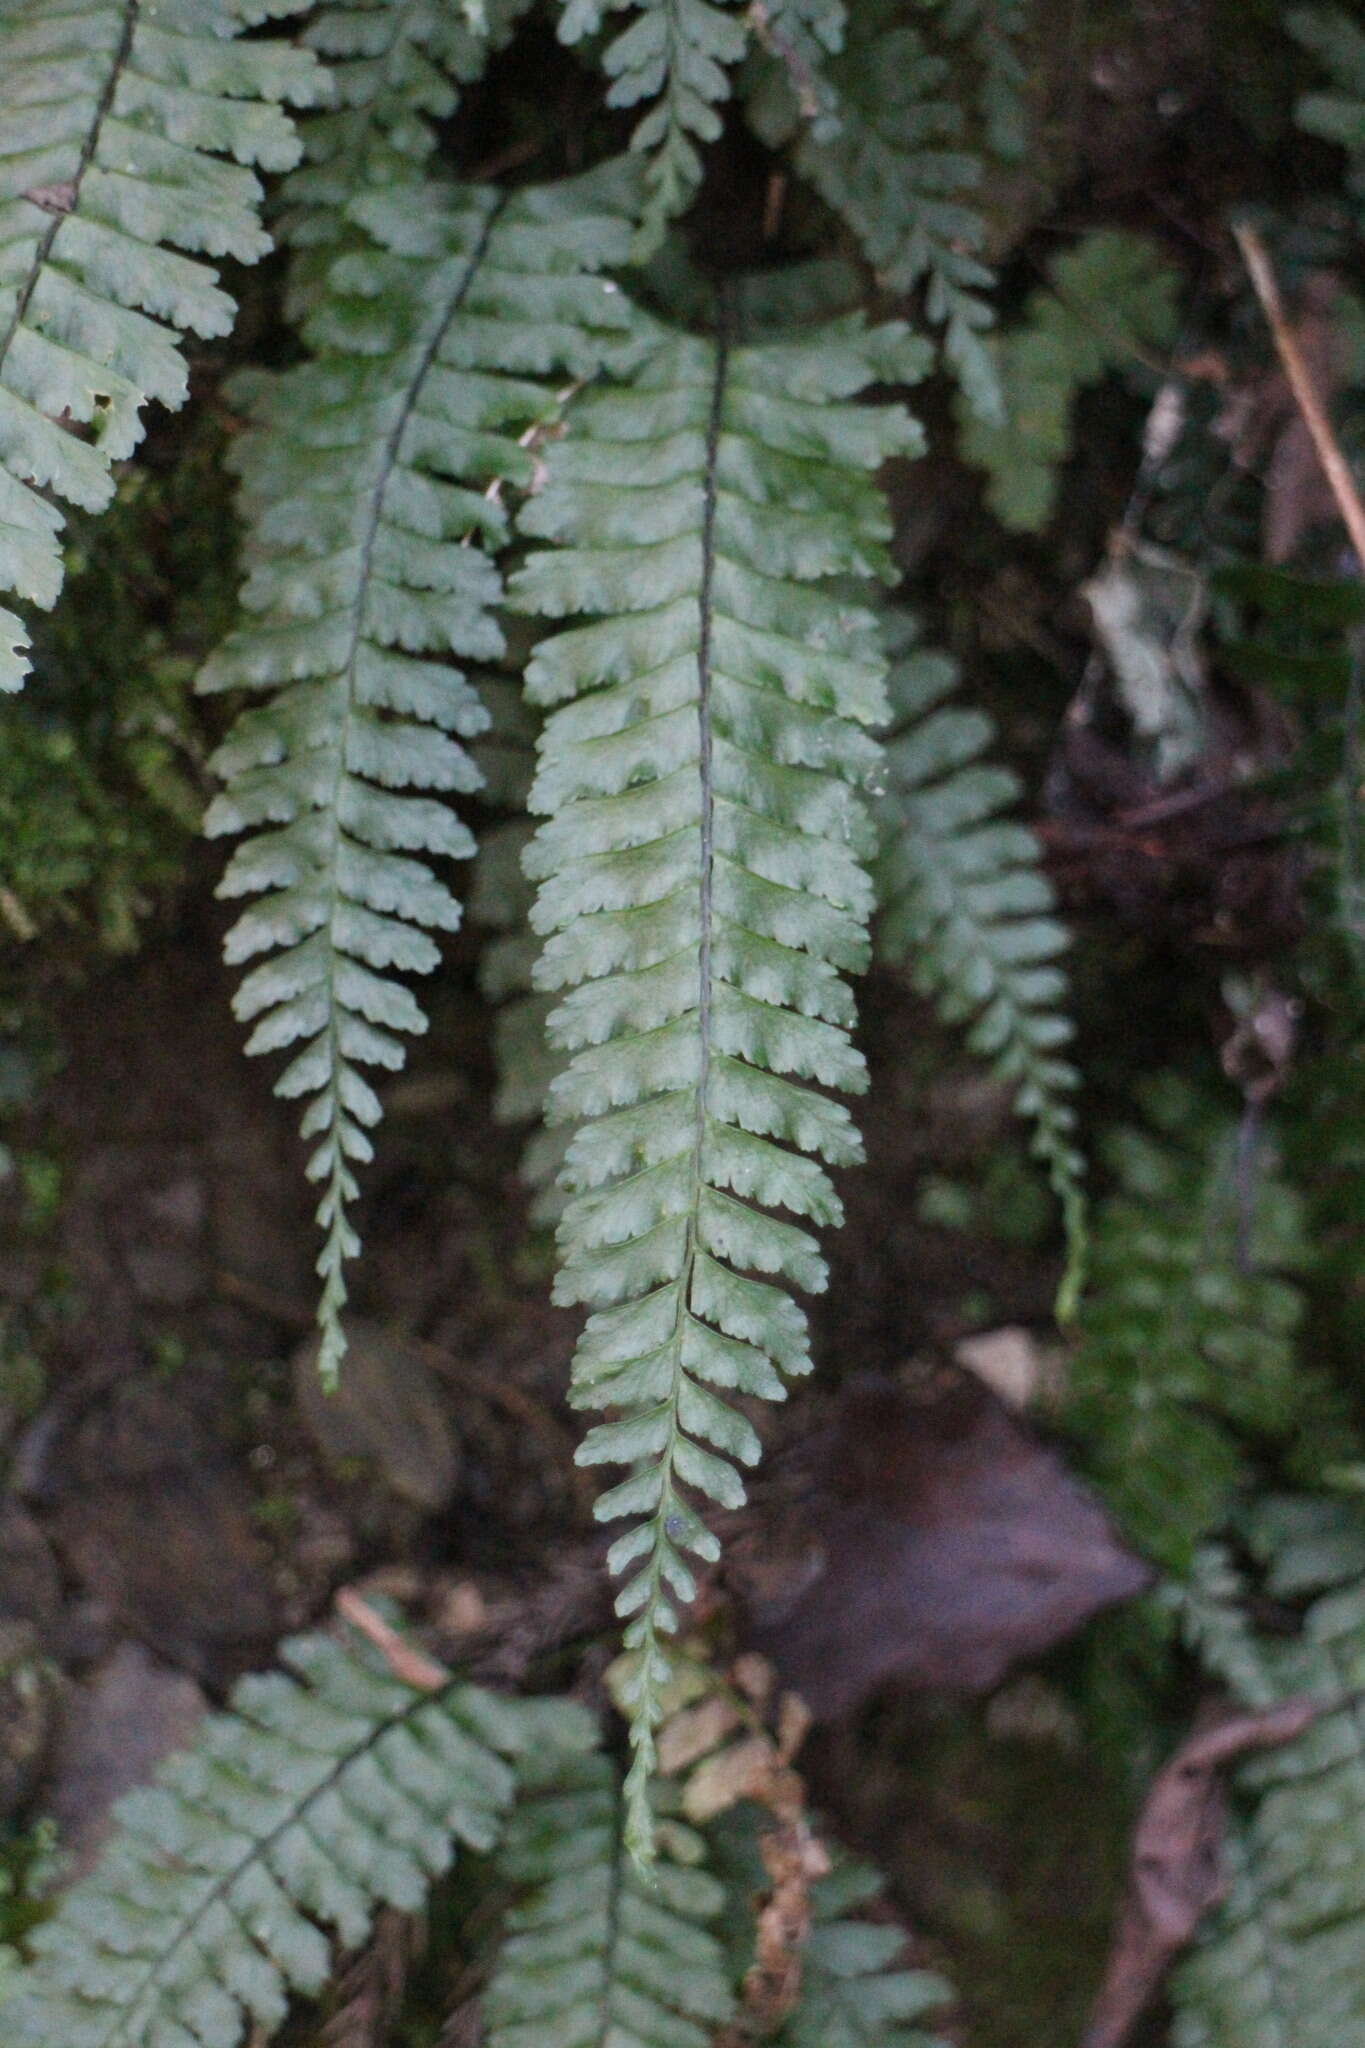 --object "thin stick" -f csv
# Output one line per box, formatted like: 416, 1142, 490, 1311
335, 1586, 452, 1691
1233, 221, 1365, 567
